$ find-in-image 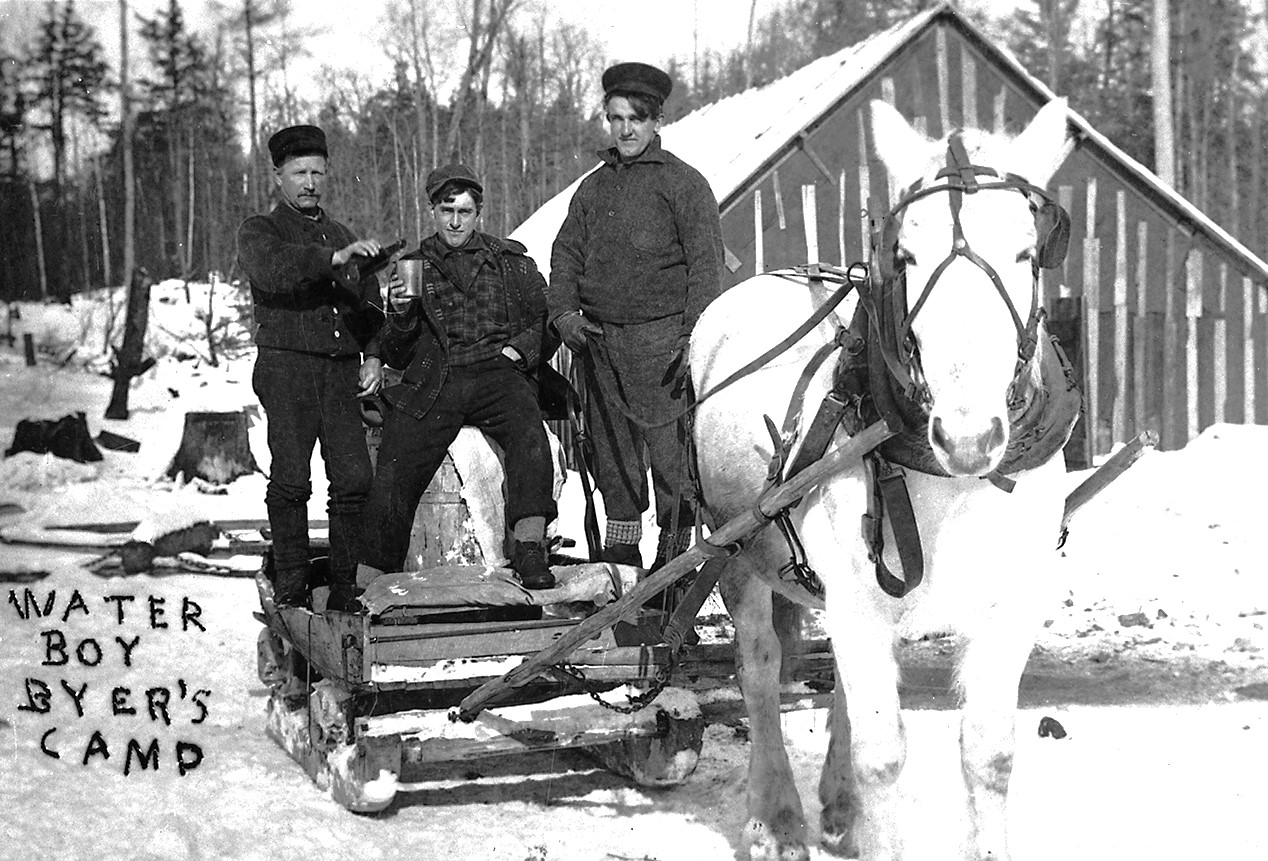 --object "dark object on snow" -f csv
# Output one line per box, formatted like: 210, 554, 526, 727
1117, 612, 1151, 628
23, 333, 35, 367
1038, 716, 1067, 739
166, 410, 260, 484
96, 429, 141, 453
5, 412, 103, 463
120, 521, 219, 574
